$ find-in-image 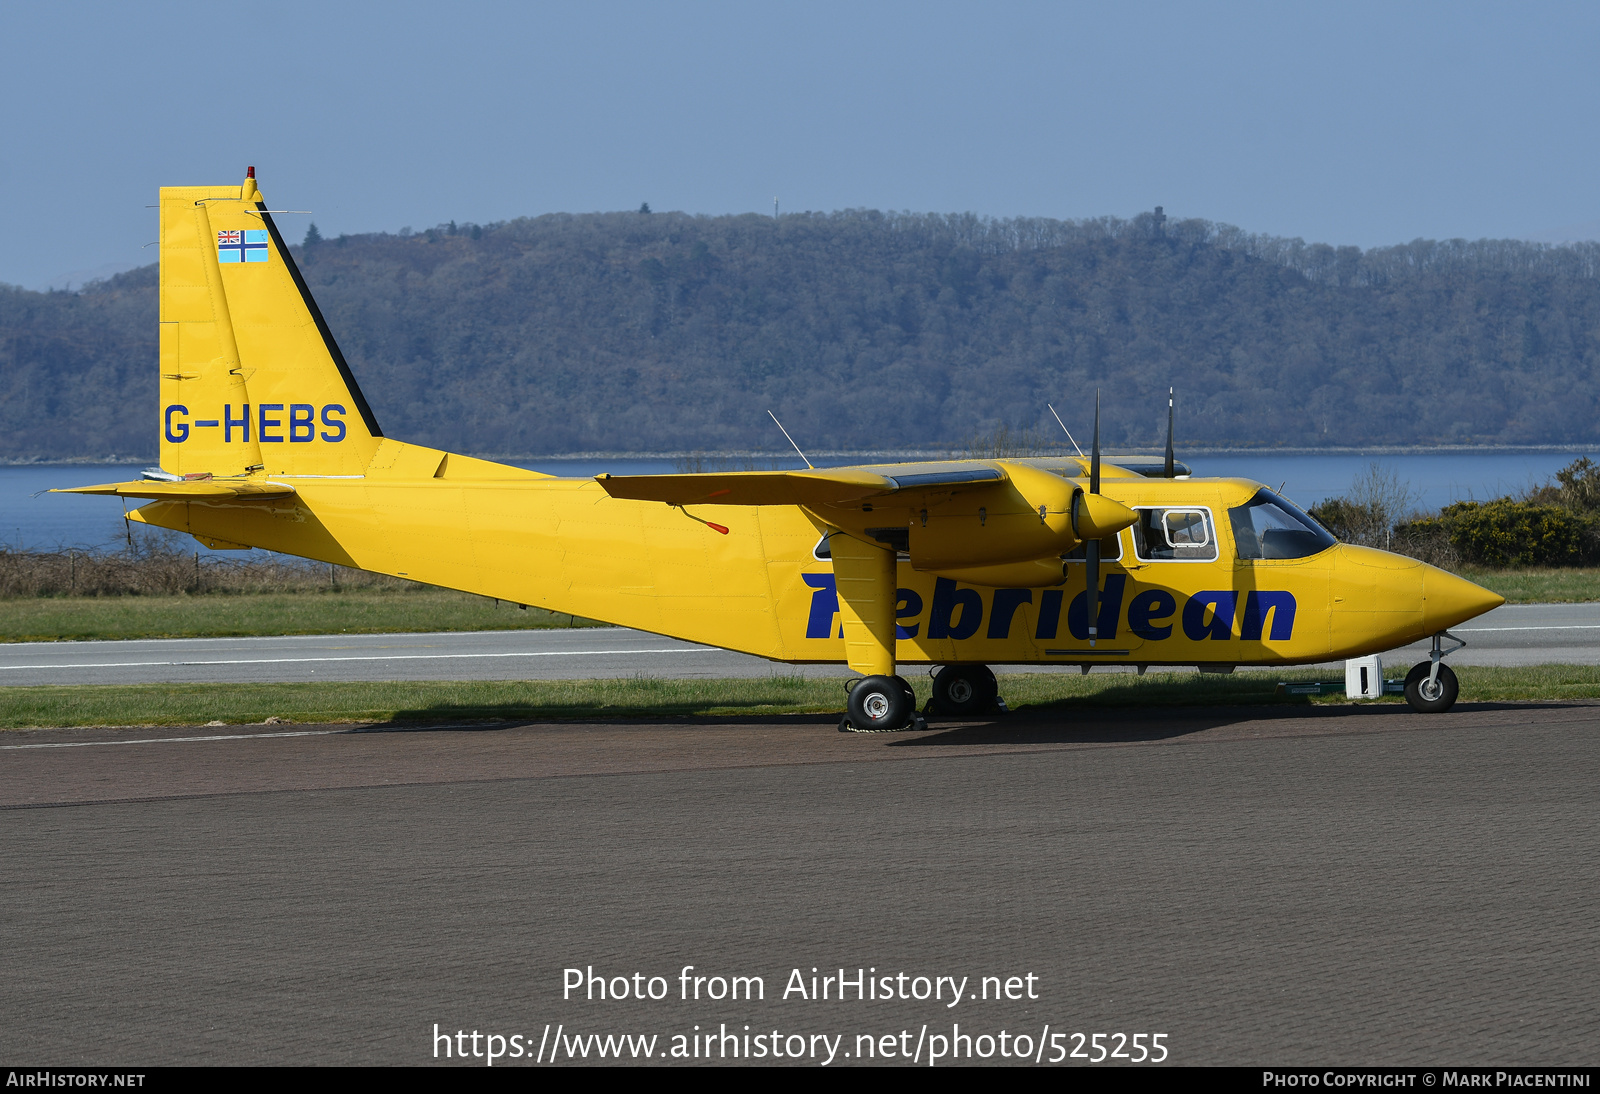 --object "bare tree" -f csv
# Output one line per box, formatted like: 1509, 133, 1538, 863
1311, 463, 1421, 549
960, 423, 1066, 460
